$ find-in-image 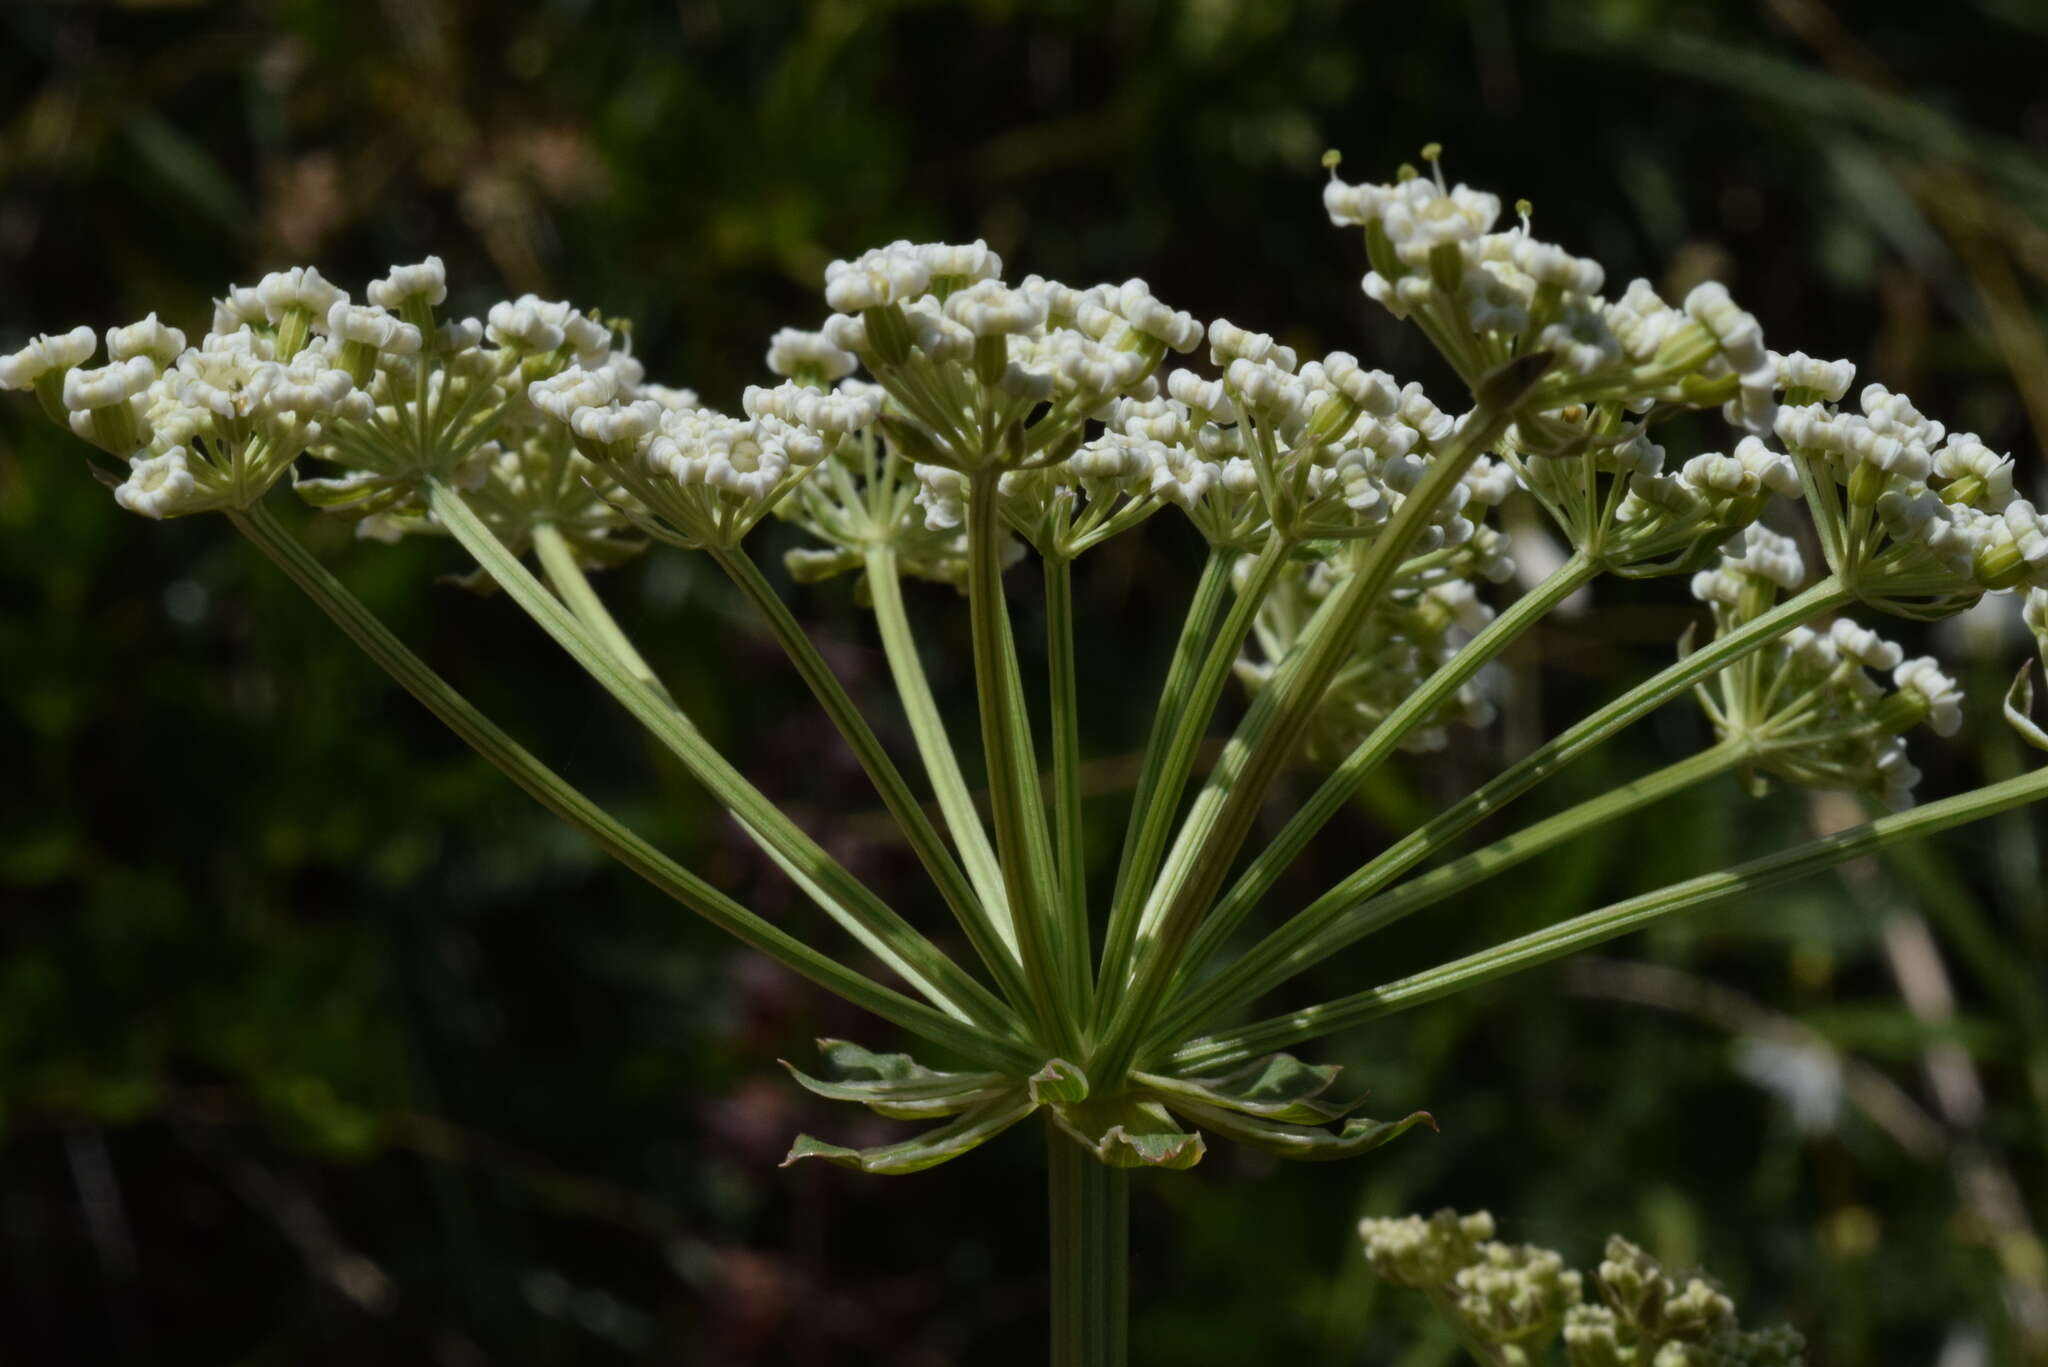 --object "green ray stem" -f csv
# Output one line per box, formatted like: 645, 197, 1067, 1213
227, 503, 1032, 1073
1170, 551, 1601, 991
1179, 574, 1854, 1041
1147, 740, 1745, 1051
705, 541, 1035, 1016
425, 479, 1022, 1041
1168, 757, 2048, 1072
